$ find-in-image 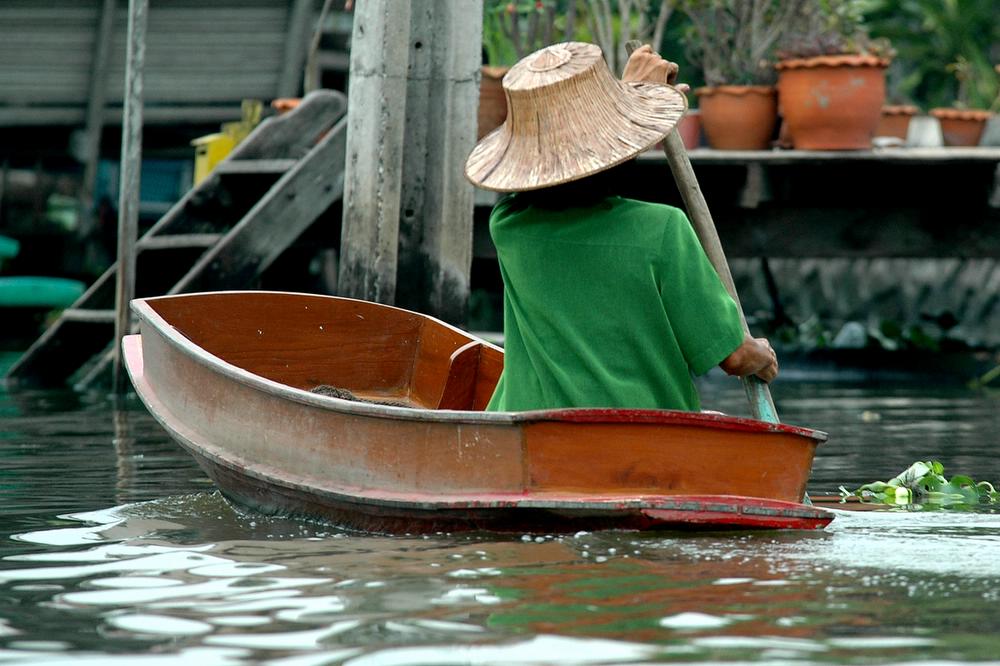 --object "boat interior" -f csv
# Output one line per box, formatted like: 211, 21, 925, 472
143, 292, 504, 411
